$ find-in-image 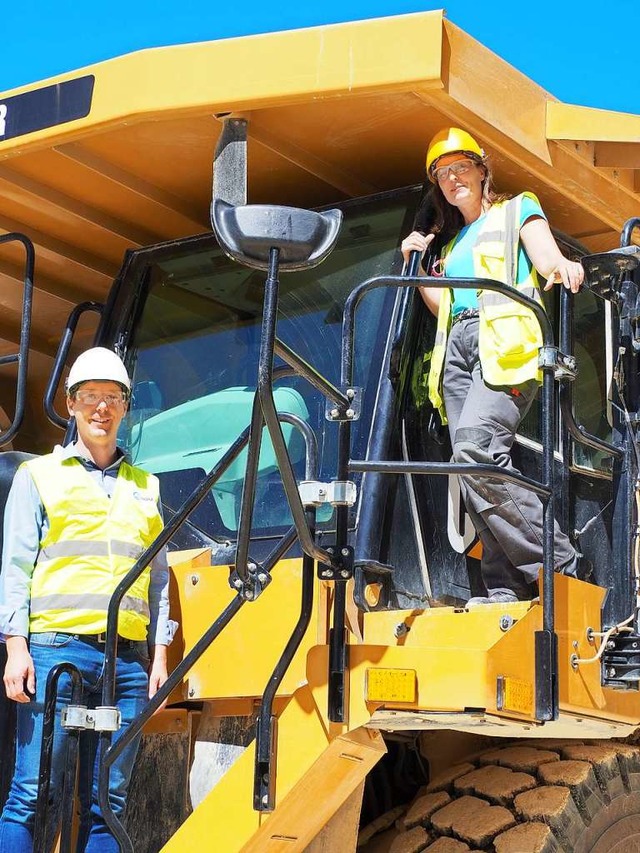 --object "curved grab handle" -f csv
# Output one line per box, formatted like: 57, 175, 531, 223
621, 218, 640, 249
0, 232, 34, 447
44, 301, 104, 429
